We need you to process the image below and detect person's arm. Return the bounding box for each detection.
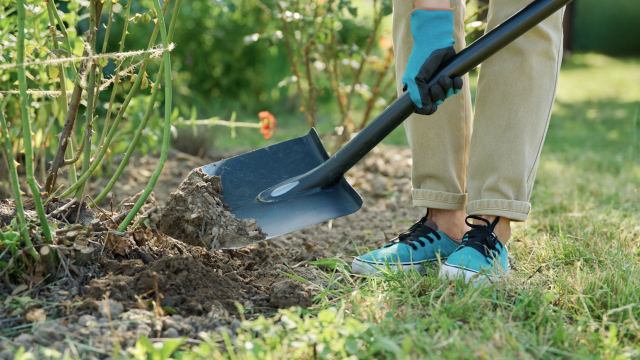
[402,0,462,115]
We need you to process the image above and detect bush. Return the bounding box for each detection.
[0,0,178,276]
[117,0,289,114]
[573,0,640,56]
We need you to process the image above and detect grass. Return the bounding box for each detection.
[21,53,640,358]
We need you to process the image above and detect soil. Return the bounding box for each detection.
[154,169,266,249]
[0,145,420,357]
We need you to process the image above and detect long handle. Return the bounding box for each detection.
[259,0,571,202]
[308,0,572,186]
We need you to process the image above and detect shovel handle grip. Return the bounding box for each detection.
[305,0,572,187]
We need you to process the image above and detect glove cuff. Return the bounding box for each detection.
[410,10,455,50]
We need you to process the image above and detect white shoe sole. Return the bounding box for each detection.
[351,258,430,275]
[439,263,503,285]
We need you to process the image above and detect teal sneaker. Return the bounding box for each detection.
[351,217,459,275]
[439,216,509,284]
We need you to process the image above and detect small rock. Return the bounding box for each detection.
[13,333,34,347]
[99,299,124,318]
[163,328,179,338]
[136,324,152,337]
[11,284,28,296]
[33,323,66,344]
[1,347,16,360]
[121,309,155,326]
[78,314,97,327]
[162,317,178,330]
[25,308,46,323]
[230,319,242,332]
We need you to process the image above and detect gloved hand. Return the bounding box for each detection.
[402,9,463,115]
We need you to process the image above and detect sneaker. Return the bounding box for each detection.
[439,216,510,284]
[351,216,459,275]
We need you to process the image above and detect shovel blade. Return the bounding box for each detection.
[201,129,362,240]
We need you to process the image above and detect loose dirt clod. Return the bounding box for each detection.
[154,168,266,249]
[269,279,312,308]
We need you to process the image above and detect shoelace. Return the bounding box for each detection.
[459,215,501,259]
[384,217,441,251]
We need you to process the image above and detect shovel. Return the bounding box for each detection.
[202,0,572,240]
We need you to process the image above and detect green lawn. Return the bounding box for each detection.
[157,54,640,359]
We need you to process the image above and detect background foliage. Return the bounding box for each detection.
[572,0,640,56]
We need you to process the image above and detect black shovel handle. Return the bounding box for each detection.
[303,0,572,188]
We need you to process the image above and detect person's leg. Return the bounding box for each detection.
[393,0,472,240]
[466,0,565,241]
[441,0,564,283]
[351,0,472,275]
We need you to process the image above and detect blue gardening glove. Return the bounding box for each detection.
[402,9,463,115]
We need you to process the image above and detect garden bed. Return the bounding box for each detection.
[0,145,418,356]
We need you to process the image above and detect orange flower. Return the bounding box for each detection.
[378,35,392,51]
[258,111,277,140]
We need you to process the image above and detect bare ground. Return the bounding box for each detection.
[0,146,420,357]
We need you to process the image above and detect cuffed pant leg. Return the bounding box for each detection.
[466,0,564,221]
[392,0,473,210]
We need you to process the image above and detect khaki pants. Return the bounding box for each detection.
[392,0,564,221]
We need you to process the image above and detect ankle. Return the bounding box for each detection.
[426,208,468,242]
[473,215,511,245]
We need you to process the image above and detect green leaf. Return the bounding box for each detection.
[309,257,347,270]
[318,308,337,324]
[158,338,186,359]
[372,336,402,357]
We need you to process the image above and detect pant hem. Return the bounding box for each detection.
[412,189,466,210]
[466,199,530,221]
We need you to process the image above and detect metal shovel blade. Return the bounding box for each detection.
[200,128,362,239]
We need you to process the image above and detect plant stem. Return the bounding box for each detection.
[337,2,385,145]
[118,0,174,231]
[302,41,317,127]
[44,3,104,193]
[344,5,384,116]
[101,1,114,54]
[66,139,77,183]
[54,26,161,200]
[16,0,53,244]
[93,67,162,204]
[276,2,313,127]
[45,2,76,183]
[96,0,132,150]
[45,0,78,80]
[95,0,182,205]
[44,73,84,193]
[358,48,394,130]
[176,118,261,128]
[76,0,99,199]
[0,101,39,260]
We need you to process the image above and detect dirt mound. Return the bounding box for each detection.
[154,169,266,249]
[83,231,312,316]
